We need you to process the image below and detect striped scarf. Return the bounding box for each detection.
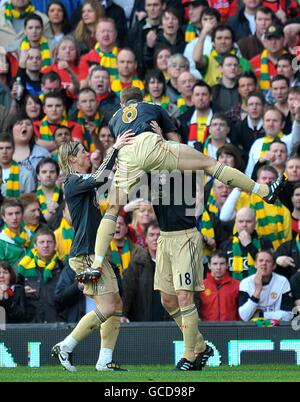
[187,109,213,147]
[77,110,101,153]
[144,94,170,110]
[60,218,74,261]
[2,224,31,248]
[6,160,20,198]
[250,195,286,249]
[203,136,212,156]
[296,234,300,254]
[259,49,285,91]
[20,36,51,68]
[111,78,144,98]
[25,224,39,235]
[210,48,236,64]
[18,248,59,284]
[4,1,35,20]
[95,44,119,81]
[185,23,197,43]
[259,132,283,159]
[36,185,61,215]
[39,116,68,142]
[177,96,188,114]
[232,235,261,281]
[110,237,131,277]
[200,209,215,257]
[207,188,219,215]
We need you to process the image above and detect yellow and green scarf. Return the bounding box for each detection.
[185,23,197,43]
[61,218,74,261]
[110,237,131,277]
[18,248,59,284]
[111,78,144,98]
[144,94,170,110]
[259,49,285,91]
[4,1,35,20]
[36,185,61,215]
[6,160,20,198]
[177,96,188,115]
[232,235,261,281]
[207,188,219,215]
[200,208,218,257]
[25,224,39,235]
[259,132,283,159]
[210,48,236,64]
[2,223,31,248]
[39,116,68,142]
[250,195,286,250]
[20,36,51,68]
[95,44,119,81]
[77,110,101,153]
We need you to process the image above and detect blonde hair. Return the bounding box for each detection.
[58,141,80,175]
[74,0,105,43]
[131,201,155,230]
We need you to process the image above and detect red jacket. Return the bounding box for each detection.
[199,272,240,321]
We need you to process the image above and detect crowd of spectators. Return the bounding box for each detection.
[1,0,300,324]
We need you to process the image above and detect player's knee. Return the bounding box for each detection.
[161,293,178,312]
[96,303,115,318]
[114,294,123,312]
[177,291,193,307]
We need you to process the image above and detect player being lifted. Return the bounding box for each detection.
[91,87,285,275]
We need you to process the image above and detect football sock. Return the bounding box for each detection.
[92,214,118,268]
[180,304,199,362]
[69,308,107,343]
[96,312,122,367]
[206,162,269,198]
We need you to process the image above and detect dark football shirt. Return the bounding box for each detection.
[109,101,175,138]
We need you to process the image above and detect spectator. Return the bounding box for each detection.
[10,112,50,182]
[267,76,290,131]
[291,183,300,238]
[36,157,63,224]
[23,94,44,121]
[54,201,74,263]
[221,207,273,280]
[239,249,294,321]
[175,71,196,116]
[122,220,168,321]
[237,6,274,60]
[143,69,173,115]
[193,24,252,86]
[33,91,83,152]
[74,0,105,56]
[98,125,114,156]
[230,91,265,157]
[0,131,36,196]
[0,198,32,269]
[267,140,288,175]
[275,228,300,280]
[20,192,44,235]
[0,0,51,52]
[208,0,238,22]
[184,0,208,43]
[19,13,51,68]
[279,156,300,213]
[287,88,300,133]
[211,54,240,113]
[17,226,63,323]
[0,260,27,323]
[16,49,43,103]
[226,71,258,126]
[46,1,71,51]
[153,46,172,81]
[277,53,300,88]
[227,0,262,42]
[130,200,156,248]
[87,65,119,123]
[181,80,213,146]
[52,124,71,161]
[184,7,221,81]
[250,24,285,94]
[198,251,240,321]
[125,0,164,79]
[111,48,144,98]
[78,18,119,84]
[165,53,190,103]
[290,272,300,313]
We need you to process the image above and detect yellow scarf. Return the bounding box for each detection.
[54,218,74,262]
[2,224,31,248]
[111,78,144,98]
[39,116,68,142]
[6,160,20,197]
[110,238,131,277]
[94,44,119,81]
[20,36,51,68]
[4,1,35,20]
[36,185,61,215]
[18,248,59,284]
[259,132,283,159]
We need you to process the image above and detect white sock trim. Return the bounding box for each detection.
[61,335,78,353]
[97,348,113,367]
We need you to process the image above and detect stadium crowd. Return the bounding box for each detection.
[1,0,300,325]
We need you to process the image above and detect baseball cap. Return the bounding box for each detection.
[184,0,209,7]
[264,24,284,39]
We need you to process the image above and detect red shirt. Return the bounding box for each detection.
[42,64,80,100]
[250,53,278,82]
[78,50,100,81]
[199,272,240,321]
[34,120,83,142]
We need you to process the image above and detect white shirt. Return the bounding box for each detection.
[244,12,256,35]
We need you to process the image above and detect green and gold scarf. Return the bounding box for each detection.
[144,94,170,110]
[36,185,60,215]
[111,78,144,98]
[18,248,59,284]
[77,110,101,153]
[6,160,20,198]
[4,1,35,20]
[39,116,68,142]
[95,44,119,81]
[20,36,51,68]
[232,235,261,281]
[2,223,31,248]
[110,237,131,277]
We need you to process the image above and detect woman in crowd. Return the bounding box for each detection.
[47,1,71,51]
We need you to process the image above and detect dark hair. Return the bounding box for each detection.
[212,24,235,44]
[22,94,44,120]
[162,7,182,24]
[192,79,212,95]
[246,90,265,105]
[144,69,166,95]
[34,227,56,243]
[209,250,228,263]
[292,182,300,194]
[120,87,143,104]
[20,193,40,210]
[78,87,97,98]
[257,165,278,179]
[255,6,275,19]
[201,7,221,22]
[1,198,23,216]
[47,1,71,35]
[264,105,285,123]
[36,157,60,176]
[269,140,287,152]
[271,74,290,87]
[255,249,276,263]
[89,65,110,78]
[278,53,294,65]
[0,132,14,146]
[238,71,258,85]
[216,144,245,171]
[211,112,230,126]
[220,53,239,66]
[44,90,65,105]
[42,71,62,85]
[144,220,160,235]
[24,13,43,28]
[7,112,32,132]
[0,261,16,286]
[153,46,172,69]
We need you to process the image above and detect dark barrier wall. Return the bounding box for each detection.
[0,322,300,367]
